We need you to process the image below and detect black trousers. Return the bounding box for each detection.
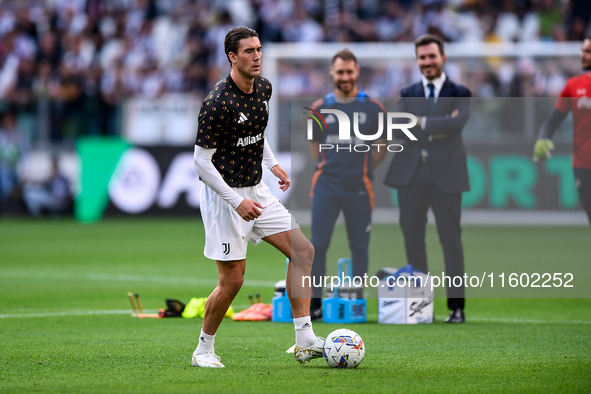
[310,176,372,298]
[574,167,591,226]
[398,160,465,310]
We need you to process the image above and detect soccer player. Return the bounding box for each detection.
[308,49,387,318]
[192,26,322,368]
[533,38,591,225]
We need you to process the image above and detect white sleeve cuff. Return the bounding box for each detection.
[193,145,244,209]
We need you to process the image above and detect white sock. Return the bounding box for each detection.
[294,316,316,347]
[195,329,215,355]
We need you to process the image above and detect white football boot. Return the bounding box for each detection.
[294,336,325,364]
[191,351,225,368]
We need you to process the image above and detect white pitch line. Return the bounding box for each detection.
[0,309,137,319]
[434,315,591,324]
[1,310,589,324]
[0,270,276,287]
[0,305,254,319]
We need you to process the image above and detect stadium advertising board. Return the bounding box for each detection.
[75,138,580,223]
[75,139,200,221]
[75,138,294,221]
[123,94,201,146]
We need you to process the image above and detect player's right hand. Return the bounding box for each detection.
[533,139,555,162]
[236,199,264,222]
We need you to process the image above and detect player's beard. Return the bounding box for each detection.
[421,64,442,79]
[335,80,355,94]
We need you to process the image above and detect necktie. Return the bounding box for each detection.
[427,83,435,115]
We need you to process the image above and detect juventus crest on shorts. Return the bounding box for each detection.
[195,75,272,187]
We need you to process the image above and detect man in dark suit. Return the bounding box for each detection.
[384,34,471,323]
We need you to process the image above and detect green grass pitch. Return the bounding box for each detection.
[0,219,589,393]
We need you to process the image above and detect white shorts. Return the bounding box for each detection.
[200,181,299,261]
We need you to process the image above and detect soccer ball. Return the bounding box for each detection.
[323,329,365,368]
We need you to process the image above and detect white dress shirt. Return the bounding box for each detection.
[420,72,447,129]
[421,71,447,101]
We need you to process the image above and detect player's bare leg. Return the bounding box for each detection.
[263,229,313,316]
[202,259,245,334]
[264,229,324,364]
[192,259,245,368]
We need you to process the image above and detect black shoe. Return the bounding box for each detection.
[310,298,322,321]
[445,308,465,323]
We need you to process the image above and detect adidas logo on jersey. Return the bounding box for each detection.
[236,132,263,147]
[237,112,248,124]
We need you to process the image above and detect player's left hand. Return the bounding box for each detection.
[271,165,291,192]
[533,139,554,162]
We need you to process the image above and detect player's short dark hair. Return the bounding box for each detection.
[224,26,259,65]
[414,34,445,56]
[332,49,357,65]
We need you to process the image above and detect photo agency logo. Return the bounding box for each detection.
[303,107,418,153]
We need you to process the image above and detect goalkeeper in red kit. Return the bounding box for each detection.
[534,38,591,225]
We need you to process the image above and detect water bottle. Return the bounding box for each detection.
[274,280,286,298]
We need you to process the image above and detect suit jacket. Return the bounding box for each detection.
[384,78,471,193]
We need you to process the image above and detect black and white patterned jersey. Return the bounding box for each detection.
[195,74,272,188]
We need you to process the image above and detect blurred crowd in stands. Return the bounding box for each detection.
[0,0,588,133]
[0,0,589,215]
